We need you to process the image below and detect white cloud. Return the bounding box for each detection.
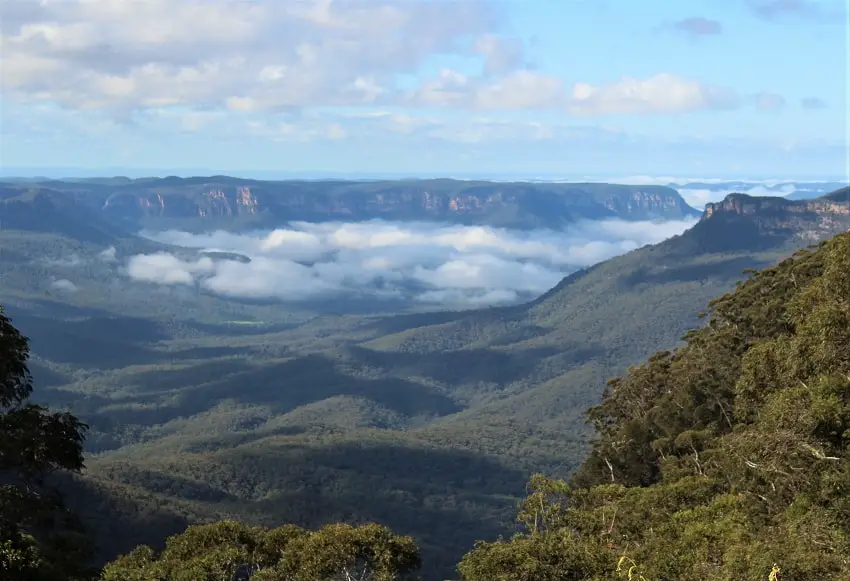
[0,0,784,124]
[409,70,749,115]
[99,246,118,262]
[126,253,215,285]
[568,74,740,115]
[676,183,798,207]
[126,218,697,307]
[0,0,500,113]
[475,35,526,76]
[51,278,78,292]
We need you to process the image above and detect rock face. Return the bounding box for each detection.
[1,177,702,230]
[702,192,850,241]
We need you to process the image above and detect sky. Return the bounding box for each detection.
[0,0,848,179]
[47,217,697,308]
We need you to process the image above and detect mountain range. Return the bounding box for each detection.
[0,179,847,579]
[673,179,848,202]
[1,177,700,232]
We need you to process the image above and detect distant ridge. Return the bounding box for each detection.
[0,176,700,231]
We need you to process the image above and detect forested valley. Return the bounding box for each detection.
[3,229,848,580]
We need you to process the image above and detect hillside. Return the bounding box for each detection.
[0,177,700,230]
[0,186,133,245]
[20,189,839,576]
[457,228,850,580]
[1,187,846,578]
[19,207,846,581]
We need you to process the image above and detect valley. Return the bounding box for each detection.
[1,177,848,578]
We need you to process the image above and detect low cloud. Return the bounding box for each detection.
[51,278,78,292]
[677,183,798,207]
[125,219,697,308]
[99,246,118,262]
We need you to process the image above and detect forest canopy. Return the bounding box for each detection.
[2,230,848,580]
[460,231,850,580]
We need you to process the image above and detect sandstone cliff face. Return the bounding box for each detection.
[702,193,850,241]
[4,178,703,230]
[603,191,690,216]
[103,187,260,219]
[99,182,696,224]
[197,188,259,217]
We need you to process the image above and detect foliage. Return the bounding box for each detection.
[1,187,846,579]
[0,306,94,580]
[459,232,850,580]
[102,520,420,581]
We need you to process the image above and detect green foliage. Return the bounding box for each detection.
[1,187,846,579]
[102,520,420,581]
[0,306,94,580]
[460,232,850,580]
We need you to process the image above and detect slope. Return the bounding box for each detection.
[458,228,850,581]
[0,186,132,244]
[51,189,848,578]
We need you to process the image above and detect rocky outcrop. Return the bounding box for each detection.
[703,193,850,219]
[702,193,850,241]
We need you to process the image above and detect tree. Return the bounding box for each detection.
[0,305,93,580]
[103,521,421,581]
[458,233,850,581]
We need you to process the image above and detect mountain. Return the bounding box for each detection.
[0,177,700,231]
[457,228,850,581]
[5,187,847,579]
[8,209,848,581]
[786,181,849,199]
[0,186,132,245]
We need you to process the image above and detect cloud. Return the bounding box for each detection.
[99,246,118,262]
[801,97,828,109]
[475,34,527,76]
[125,219,697,307]
[676,183,799,207]
[672,17,723,36]
[568,74,740,115]
[127,253,215,285]
[51,278,78,292]
[0,0,501,113]
[1,0,785,123]
[410,71,746,115]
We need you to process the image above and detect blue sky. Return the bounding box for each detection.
[0,0,847,179]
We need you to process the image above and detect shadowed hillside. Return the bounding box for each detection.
[1,187,847,579]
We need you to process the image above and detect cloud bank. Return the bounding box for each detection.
[0,0,784,120]
[677,183,799,208]
[126,219,697,308]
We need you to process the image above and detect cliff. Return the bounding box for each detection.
[0,177,700,231]
[701,192,850,242]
